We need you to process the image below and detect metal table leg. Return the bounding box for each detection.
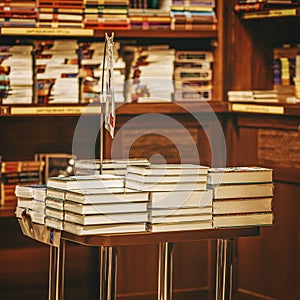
[215,239,233,300]
[99,246,117,300]
[158,242,174,300]
[48,239,66,300]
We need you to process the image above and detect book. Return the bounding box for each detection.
[45,216,64,230]
[126,172,208,184]
[64,200,148,215]
[147,220,213,232]
[45,207,64,220]
[47,187,67,200]
[209,183,274,199]
[15,184,46,198]
[65,188,149,204]
[64,211,148,225]
[47,174,125,190]
[213,197,273,215]
[149,189,213,208]
[45,197,64,210]
[126,164,209,176]
[150,206,212,217]
[213,212,274,228]
[63,221,147,235]
[208,167,273,184]
[150,213,212,224]
[126,179,207,192]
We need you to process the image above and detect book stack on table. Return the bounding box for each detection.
[15,184,47,225]
[45,174,149,235]
[125,164,213,232]
[208,167,274,228]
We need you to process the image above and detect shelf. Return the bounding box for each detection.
[0,104,102,116]
[0,206,16,218]
[0,102,228,117]
[0,27,217,39]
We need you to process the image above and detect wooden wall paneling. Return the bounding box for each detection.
[235,182,300,300]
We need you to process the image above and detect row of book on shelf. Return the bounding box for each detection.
[234,0,300,19]
[227,44,300,103]
[0,0,216,30]
[0,40,214,104]
[15,159,274,235]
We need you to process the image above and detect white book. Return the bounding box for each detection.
[213,213,274,228]
[150,206,212,217]
[126,172,208,184]
[47,188,66,200]
[64,201,148,215]
[126,179,207,192]
[126,164,209,176]
[65,188,149,204]
[45,207,64,220]
[208,167,273,185]
[63,221,147,235]
[17,197,33,209]
[45,217,64,230]
[47,174,125,190]
[150,189,213,208]
[213,197,273,215]
[64,211,148,225]
[31,199,46,213]
[148,220,213,232]
[15,184,46,199]
[209,183,274,199]
[151,213,212,224]
[45,197,64,210]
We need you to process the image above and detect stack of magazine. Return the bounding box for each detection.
[125,164,213,232]
[208,166,274,228]
[15,184,47,225]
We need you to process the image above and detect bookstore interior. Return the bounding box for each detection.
[1,0,300,299]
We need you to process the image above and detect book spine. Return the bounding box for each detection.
[234,3,264,12]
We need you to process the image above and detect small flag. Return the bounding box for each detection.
[104,33,116,139]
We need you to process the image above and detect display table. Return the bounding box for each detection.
[18,218,260,300]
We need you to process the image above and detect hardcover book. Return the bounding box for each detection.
[63,221,147,235]
[208,166,273,184]
[47,174,125,190]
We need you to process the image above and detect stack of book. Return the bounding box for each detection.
[84,0,130,29]
[37,0,84,28]
[174,50,213,101]
[1,160,44,207]
[273,45,298,102]
[126,44,175,102]
[35,39,79,104]
[170,0,217,31]
[78,40,125,103]
[0,46,11,103]
[45,174,149,235]
[0,0,37,27]
[208,166,274,228]
[15,184,47,225]
[74,158,150,176]
[125,163,213,232]
[1,45,33,104]
[227,90,279,103]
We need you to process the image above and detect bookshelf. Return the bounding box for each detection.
[224,1,300,299]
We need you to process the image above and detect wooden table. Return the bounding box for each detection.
[18,219,260,300]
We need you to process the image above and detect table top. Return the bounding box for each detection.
[17,219,260,247]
